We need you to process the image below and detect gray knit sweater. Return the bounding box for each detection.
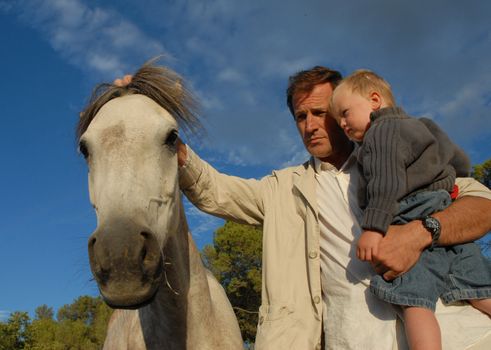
[358,107,470,233]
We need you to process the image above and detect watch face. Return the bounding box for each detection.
[424,216,441,234]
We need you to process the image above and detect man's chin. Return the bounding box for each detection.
[306,144,332,159]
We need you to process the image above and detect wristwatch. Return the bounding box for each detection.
[422,216,441,251]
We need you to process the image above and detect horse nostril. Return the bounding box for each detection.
[140,231,161,275]
[88,234,111,285]
[140,245,148,263]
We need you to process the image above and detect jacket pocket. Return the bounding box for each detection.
[255,304,305,349]
[258,304,294,322]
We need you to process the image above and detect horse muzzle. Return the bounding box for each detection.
[88,219,163,308]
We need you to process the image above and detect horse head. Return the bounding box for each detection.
[77,62,201,309]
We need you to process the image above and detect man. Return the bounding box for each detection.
[118,67,491,349]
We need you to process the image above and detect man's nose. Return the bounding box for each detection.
[305,113,318,132]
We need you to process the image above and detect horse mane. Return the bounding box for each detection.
[77,58,202,142]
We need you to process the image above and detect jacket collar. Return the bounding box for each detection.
[292,158,318,213]
[292,147,358,213]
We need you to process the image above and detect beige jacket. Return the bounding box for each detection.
[179,147,491,350]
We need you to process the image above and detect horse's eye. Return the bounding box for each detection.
[78,140,89,159]
[165,130,178,147]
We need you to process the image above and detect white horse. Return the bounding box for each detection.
[77,62,243,349]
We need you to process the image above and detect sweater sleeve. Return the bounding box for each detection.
[360,120,409,233]
[419,118,471,177]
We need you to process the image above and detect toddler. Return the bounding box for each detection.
[330,69,491,350]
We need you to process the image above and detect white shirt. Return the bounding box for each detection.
[315,154,403,349]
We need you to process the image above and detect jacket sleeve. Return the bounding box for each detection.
[455,177,491,200]
[178,146,266,226]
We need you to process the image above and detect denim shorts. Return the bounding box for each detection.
[370,189,491,310]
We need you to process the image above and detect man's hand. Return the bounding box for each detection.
[357,230,383,262]
[372,220,431,281]
[177,137,187,167]
[113,75,133,87]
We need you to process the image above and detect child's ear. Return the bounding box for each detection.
[369,91,383,110]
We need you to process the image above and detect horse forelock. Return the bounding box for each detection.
[77,59,203,143]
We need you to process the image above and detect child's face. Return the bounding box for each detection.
[331,84,374,142]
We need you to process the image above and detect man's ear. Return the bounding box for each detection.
[369,91,383,110]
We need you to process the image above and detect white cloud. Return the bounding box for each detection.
[184,201,224,238]
[217,68,244,84]
[10,0,491,165]
[193,88,224,111]
[173,0,491,165]
[0,310,10,321]
[14,0,165,76]
[0,1,14,12]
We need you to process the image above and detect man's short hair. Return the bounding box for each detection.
[340,69,396,107]
[286,66,343,117]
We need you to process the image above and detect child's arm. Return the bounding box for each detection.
[359,119,411,233]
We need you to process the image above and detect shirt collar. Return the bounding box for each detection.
[314,143,358,174]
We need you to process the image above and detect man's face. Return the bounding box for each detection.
[292,83,350,165]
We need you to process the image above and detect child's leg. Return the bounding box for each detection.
[469,299,491,316]
[403,306,441,350]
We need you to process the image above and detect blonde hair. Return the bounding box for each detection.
[339,69,396,107]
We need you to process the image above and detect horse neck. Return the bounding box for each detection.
[161,200,212,302]
[138,201,216,346]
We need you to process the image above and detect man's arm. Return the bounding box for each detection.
[434,195,491,244]
[177,137,188,166]
[177,139,266,226]
[374,179,491,280]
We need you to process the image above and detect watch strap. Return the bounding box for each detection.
[422,216,441,251]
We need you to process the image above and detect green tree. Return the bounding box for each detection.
[0,311,31,350]
[472,158,491,255]
[56,296,99,324]
[472,158,491,189]
[23,296,112,350]
[91,300,113,346]
[25,318,62,350]
[202,221,262,344]
[34,305,53,321]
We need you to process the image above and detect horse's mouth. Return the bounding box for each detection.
[101,284,160,310]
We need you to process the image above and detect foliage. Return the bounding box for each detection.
[0,296,113,350]
[57,296,100,324]
[202,221,262,344]
[472,158,491,189]
[472,158,491,255]
[0,312,30,350]
[34,305,53,321]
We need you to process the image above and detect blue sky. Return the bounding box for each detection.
[1,0,490,320]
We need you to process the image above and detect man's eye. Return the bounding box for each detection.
[295,113,306,121]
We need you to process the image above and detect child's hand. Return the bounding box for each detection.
[357,230,384,262]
